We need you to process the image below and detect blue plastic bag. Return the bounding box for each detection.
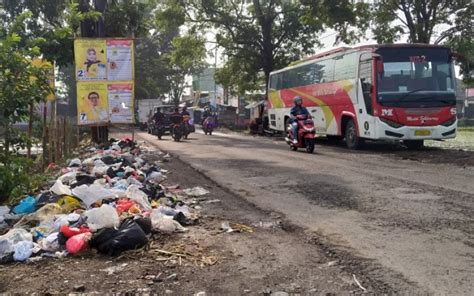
[13,196,37,215]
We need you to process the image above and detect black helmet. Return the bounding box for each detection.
[293,96,303,105]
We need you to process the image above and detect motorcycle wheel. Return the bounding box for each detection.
[290,144,297,151]
[209,130,213,135]
[305,138,315,154]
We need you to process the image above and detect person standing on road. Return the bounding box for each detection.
[152,108,165,125]
[290,96,309,144]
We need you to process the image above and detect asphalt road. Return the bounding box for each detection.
[137,130,474,295]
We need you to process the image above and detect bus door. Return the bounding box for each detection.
[358,52,377,139]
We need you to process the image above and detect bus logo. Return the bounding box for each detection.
[382,109,393,116]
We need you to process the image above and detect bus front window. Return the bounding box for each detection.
[376,47,456,107]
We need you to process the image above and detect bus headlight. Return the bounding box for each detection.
[379,117,404,128]
[441,117,456,127]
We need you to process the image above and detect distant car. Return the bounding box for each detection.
[147,105,175,135]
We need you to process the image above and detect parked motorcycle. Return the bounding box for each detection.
[285,114,316,153]
[203,116,215,135]
[171,123,184,142]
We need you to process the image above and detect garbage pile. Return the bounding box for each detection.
[0,137,209,263]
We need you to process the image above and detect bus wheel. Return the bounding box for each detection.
[344,119,362,150]
[404,140,424,150]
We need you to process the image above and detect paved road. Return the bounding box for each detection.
[138,130,474,295]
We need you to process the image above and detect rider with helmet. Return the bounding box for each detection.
[289,96,309,144]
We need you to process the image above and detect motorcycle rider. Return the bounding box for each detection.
[201,106,211,126]
[181,106,190,116]
[170,107,183,135]
[152,108,165,125]
[289,96,309,144]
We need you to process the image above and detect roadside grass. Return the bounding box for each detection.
[426,127,474,151]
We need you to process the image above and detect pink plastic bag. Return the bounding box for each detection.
[66,232,91,254]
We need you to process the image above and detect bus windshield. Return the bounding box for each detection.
[376,47,456,107]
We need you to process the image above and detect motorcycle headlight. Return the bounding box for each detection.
[380,117,403,128]
[304,127,315,132]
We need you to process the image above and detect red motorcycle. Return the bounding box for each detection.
[286,114,316,153]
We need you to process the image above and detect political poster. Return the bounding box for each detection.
[77,82,109,125]
[74,39,107,81]
[106,39,134,81]
[108,83,134,124]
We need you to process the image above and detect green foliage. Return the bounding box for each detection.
[167,35,207,105]
[186,0,364,94]
[0,16,53,201]
[371,0,473,85]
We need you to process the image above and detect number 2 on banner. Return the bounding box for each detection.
[78,70,84,78]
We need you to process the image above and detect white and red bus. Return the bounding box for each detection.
[267,44,458,149]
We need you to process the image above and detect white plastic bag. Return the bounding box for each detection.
[39,232,60,252]
[68,158,82,167]
[126,185,151,210]
[13,241,34,261]
[50,179,72,196]
[84,204,120,231]
[72,184,116,208]
[150,211,187,233]
[58,171,77,185]
[147,171,166,184]
[184,187,209,196]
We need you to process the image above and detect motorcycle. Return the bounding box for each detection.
[171,123,184,142]
[154,121,165,140]
[203,116,215,135]
[183,115,191,139]
[285,114,316,153]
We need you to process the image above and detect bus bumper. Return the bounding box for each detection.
[375,118,457,140]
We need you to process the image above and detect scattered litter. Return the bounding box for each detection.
[352,274,367,292]
[184,187,210,197]
[0,137,213,266]
[252,221,281,229]
[327,260,338,267]
[220,221,254,233]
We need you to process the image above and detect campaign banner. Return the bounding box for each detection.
[74,39,107,81]
[107,39,134,81]
[108,83,134,124]
[77,82,109,125]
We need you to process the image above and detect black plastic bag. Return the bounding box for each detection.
[134,217,152,235]
[71,175,96,188]
[89,219,148,256]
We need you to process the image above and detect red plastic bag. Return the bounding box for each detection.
[60,225,91,238]
[116,199,135,214]
[66,232,91,254]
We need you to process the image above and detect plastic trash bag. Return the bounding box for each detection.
[146,171,166,184]
[13,196,37,215]
[60,225,91,238]
[72,184,116,208]
[72,174,97,188]
[0,206,11,217]
[66,232,91,254]
[58,171,77,185]
[126,185,152,210]
[0,239,14,263]
[0,228,33,263]
[50,179,72,196]
[56,195,81,213]
[183,187,209,197]
[30,203,62,221]
[84,204,120,231]
[116,199,136,214]
[39,232,60,252]
[150,211,187,233]
[68,158,82,167]
[13,241,34,261]
[92,164,109,177]
[89,219,148,256]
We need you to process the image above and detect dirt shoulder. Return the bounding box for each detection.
[0,140,416,295]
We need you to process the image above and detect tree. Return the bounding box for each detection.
[185,0,366,94]
[0,14,53,200]
[166,35,207,106]
[371,1,473,85]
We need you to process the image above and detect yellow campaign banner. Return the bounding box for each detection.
[32,59,55,101]
[74,39,107,81]
[77,82,109,125]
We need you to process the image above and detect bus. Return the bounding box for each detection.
[267,44,458,149]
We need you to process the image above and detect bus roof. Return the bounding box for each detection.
[271,43,451,75]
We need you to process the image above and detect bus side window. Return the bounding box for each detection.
[359,59,373,115]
